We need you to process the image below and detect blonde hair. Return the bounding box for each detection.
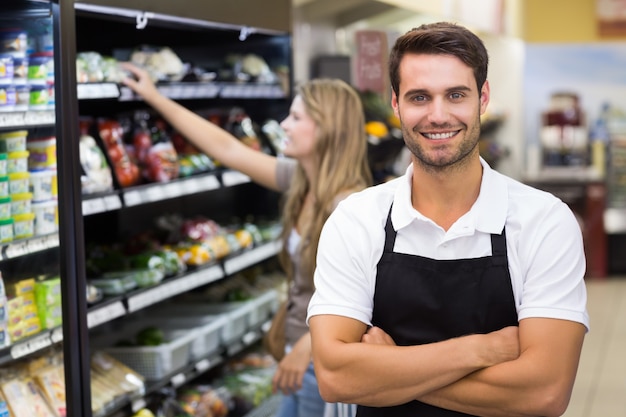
[279,78,372,284]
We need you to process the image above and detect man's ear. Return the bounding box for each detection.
[391,91,400,118]
[480,80,490,114]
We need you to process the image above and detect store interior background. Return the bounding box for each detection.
[292,0,626,277]
[291,1,626,415]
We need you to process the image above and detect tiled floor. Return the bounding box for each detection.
[564,276,626,417]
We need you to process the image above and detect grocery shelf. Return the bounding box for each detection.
[0,110,55,128]
[0,233,59,260]
[81,169,252,215]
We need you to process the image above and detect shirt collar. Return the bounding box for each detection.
[391,157,508,234]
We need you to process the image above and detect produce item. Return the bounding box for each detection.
[177,385,229,417]
[130,46,185,82]
[76,52,127,83]
[78,119,113,194]
[136,326,164,346]
[97,118,140,188]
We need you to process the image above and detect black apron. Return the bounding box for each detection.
[356,207,518,417]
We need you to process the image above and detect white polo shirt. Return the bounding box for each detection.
[307,159,590,331]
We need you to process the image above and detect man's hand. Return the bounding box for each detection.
[361,326,397,346]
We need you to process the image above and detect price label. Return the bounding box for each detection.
[103,195,122,210]
[128,286,169,312]
[171,373,186,387]
[5,241,28,258]
[195,265,224,286]
[51,328,64,343]
[145,186,164,202]
[0,112,25,126]
[195,359,210,373]
[198,175,221,191]
[28,238,46,253]
[82,198,106,215]
[221,171,250,187]
[180,177,201,194]
[131,398,147,413]
[87,301,126,328]
[161,183,180,199]
[11,333,52,359]
[24,111,55,125]
[242,330,258,346]
[123,190,141,206]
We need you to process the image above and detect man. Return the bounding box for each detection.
[308,22,588,417]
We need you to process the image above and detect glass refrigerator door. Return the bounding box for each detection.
[0,1,91,416]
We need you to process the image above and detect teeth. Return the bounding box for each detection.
[424,132,456,140]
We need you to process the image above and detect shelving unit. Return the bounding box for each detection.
[0,1,291,416]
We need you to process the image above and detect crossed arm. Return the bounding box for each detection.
[309,315,585,417]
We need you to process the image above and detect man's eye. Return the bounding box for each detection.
[411,95,427,102]
[450,92,463,100]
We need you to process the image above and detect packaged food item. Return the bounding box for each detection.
[0,54,13,83]
[7,150,29,173]
[14,84,29,110]
[12,212,34,239]
[0,28,27,57]
[8,171,29,194]
[32,199,57,235]
[97,119,140,188]
[0,84,16,112]
[28,52,52,85]
[29,169,57,201]
[29,85,48,109]
[0,130,27,153]
[0,175,7,197]
[0,197,10,219]
[27,136,56,170]
[12,56,27,85]
[0,218,12,243]
[9,192,31,215]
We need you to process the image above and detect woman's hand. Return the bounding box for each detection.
[272,333,312,395]
[119,62,160,103]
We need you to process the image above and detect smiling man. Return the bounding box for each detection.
[308,22,589,417]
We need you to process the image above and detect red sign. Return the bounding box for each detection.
[354,30,388,95]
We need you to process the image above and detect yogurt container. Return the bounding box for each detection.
[14,84,29,111]
[0,84,16,112]
[32,199,57,235]
[7,150,29,173]
[12,212,34,239]
[8,171,29,194]
[29,169,57,201]
[0,130,27,152]
[28,52,53,85]
[12,56,27,85]
[10,191,31,215]
[0,175,7,198]
[0,196,11,219]
[27,136,56,170]
[0,54,13,83]
[0,218,13,243]
[0,153,6,176]
[0,29,27,58]
[28,84,48,109]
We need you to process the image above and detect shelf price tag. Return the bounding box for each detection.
[171,373,186,388]
[50,328,64,343]
[82,197,106,215]
[5,241,29,259]
[24,110,55,125]
[198,175,221,192]
[103,195,122,210]
[0,112,25,127]
[131,398,147,413]
[87,301,126,328]
[195,359,211,373]
[221,171,250,187]
[123,190,142,207]
[11,333,52,359]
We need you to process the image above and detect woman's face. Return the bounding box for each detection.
[280,95,318,159]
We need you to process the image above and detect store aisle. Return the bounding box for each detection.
[564,276,626,417]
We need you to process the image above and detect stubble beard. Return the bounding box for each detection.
[401,115,482,175]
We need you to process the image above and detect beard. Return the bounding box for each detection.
[401,114,481,173]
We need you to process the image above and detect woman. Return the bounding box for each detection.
[122,63,372,417]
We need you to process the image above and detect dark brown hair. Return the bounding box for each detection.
[389,22,489,95]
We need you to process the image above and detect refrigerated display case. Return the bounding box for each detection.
[0,0,291,416]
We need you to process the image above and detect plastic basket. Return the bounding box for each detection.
[248,289,279,328]
[102,329,194,380]
[161,314,228,360]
